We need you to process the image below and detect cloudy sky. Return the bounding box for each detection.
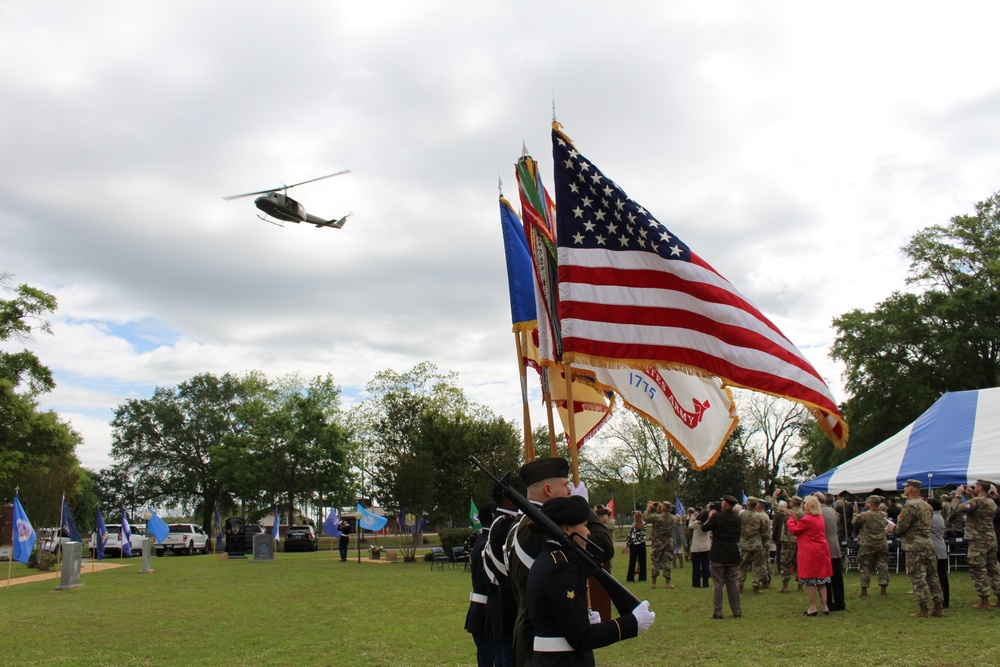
[3,2,999,471]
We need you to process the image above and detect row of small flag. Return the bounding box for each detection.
[9,492,173,564]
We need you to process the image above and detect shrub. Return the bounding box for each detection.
[28,550,58,572]
[438,528,474,559]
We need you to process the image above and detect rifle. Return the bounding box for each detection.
[469,456,641,616]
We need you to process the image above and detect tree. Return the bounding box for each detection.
[109,372,263,531]
[350,362,520,526]
[678,429,751,507]
[813,190,1000,474]
[0,275,86,523]
[734,391,810,495]
[244,374,355,527]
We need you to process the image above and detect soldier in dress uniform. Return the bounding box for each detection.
[958,480,1000,609]
[467,502,496,667]
[892,479,944,617]
[644,502,677,589]
[525,496,654,666]
[852,495,889,597]
[485,477,526,667]
[506,458,612,667]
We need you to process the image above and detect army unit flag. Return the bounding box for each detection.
[550,126,847,449]
[94,507,109,560]
[61,495,83,543]
[356,503,388,532]
[12,494,36,564]
[120,507,133,557]
[470,500,481,531]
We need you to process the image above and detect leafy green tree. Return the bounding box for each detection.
[678,429,750,507]
[0,275,85,523]
[109,372,262,531]
[243,374,355,527]
[803,191,1000,475]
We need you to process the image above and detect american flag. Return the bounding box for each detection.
[551,126,847,449]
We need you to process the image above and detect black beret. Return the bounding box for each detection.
[520,457,570,487]
[722,494,739,506]
[540,496,591,526]
[492,475,526,504]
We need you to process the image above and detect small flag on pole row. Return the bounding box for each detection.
[94,507,108,560]
[271,506,281,543]
[324,508,341,538]
[145,507,169,544]
[356,503,388,532]
[12,493,36,564]
[607,498,615,519]
[470,500,482,531]
[120,508,133,557]
[61,495,83,543]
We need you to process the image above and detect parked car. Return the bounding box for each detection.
[283,525,317,552]
[88,524,146,557]
[155,523,209,556]
[40,527,73,555]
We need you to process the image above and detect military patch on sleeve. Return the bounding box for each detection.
[566,590,576,600]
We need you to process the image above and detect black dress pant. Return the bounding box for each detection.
[627,543,646,582]
[825,557,846,611]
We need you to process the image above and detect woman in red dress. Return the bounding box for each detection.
[786,495,833,616]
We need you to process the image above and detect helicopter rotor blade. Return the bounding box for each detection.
[223,170,350,200]
[283,169,351,189]
[222,187,281,200]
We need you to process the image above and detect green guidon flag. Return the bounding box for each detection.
[470,500,481,531]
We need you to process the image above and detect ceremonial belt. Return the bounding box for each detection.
[469,592,488,604]
[534,636,573,652]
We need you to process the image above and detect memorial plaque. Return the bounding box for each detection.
[138,538,154,574]
[251,532,274,562]
[225,517,246,556]
[55,541,83,590]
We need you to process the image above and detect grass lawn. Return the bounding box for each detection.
[1,548,996,666]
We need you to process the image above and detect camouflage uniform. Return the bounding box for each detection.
[961,493,1000,600]
[737,501,769,590]
[646,507,676,586]
[945,496,965,534]
[754,506,772,587]
[851,502,889,589]
[894,492,944,611]
[779,501,803,588]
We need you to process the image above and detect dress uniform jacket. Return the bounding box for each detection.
[525,541,638,667]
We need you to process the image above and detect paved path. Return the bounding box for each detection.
[4,561,131,587]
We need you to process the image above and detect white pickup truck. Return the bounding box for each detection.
[155,523,210,556]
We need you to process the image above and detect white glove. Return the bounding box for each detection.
[569,480,589,502]
[588,610,601,624]
[632,600,655,634]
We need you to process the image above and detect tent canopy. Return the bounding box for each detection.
[799,388,1000,496]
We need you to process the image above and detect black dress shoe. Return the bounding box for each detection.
[711,615,724,619]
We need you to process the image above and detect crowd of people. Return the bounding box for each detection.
[464,461,1000,666]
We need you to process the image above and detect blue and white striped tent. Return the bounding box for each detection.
[799,388,1000,495]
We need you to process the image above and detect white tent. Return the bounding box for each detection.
[799,388,1000,495]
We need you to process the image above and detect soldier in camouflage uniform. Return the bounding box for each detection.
[852,495,889,597]
[958,480,1000,609]
[892,479,944,617]
[778,495,803,593]
[645,502,677,589]
[945,491,965,535]
[754,500,772,589]
[737,498,768,593]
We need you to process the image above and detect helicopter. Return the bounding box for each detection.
[224,170,351,228]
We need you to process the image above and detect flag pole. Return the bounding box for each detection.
[563,363,580,485]
[514,330,536,462]
[542,368,559,458]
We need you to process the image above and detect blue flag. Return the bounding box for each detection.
[356,503,388,532]
[214,505,223,551]
[145,507,169,544]
[324,508,341,538]
[12,494,36,564]
[499,196,537,326]
[675,498,686,518]
[94,507,109,560]
[271,506,281,542]
[120,508,133,557]
[61,496,83,543]
[741,493,748,506]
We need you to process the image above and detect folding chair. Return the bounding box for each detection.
[429,546,450,571]
[452,546,470,571]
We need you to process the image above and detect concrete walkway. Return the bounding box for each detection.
[4,561,131,587]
